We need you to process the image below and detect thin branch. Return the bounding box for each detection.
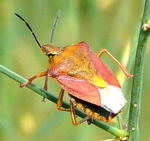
[0,64,128,138]
[128,0,150,140]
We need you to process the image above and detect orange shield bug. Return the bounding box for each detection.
[15,12,133,125]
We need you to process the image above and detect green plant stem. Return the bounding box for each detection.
[0,64,128,138]
[128,0,150,140]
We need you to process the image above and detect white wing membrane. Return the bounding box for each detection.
[99,85,127,114]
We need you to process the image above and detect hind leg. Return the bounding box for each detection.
[70,99,92,125]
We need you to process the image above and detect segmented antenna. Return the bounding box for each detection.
[50,10,61,44]
[15,13,42,48]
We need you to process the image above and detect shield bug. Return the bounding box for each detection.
[15,12,133,125]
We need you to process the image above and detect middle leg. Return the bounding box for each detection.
[57,89,70,112]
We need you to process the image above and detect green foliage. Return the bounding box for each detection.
[128,0,150,141]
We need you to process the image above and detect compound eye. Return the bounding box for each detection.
[47,52,55,57]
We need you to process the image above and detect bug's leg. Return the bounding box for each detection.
[57,89,70,112]
[42,73,49,102]
[43,75,48,90]
[87,117,93,125]
[117,115,128,130]
[20,71,47,87]
[70,99,92,125]
[97,49,133,78]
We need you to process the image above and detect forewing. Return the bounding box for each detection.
[55,75,101,106]
[49,41,120,88]
[77,42,121,87]
[90,52,121,87]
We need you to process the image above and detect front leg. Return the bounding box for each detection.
[20,71,48,87]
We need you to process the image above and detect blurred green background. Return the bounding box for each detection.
[0,0,150,141]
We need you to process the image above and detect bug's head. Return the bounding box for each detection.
[15,12,61,58]
[41,44,62,58]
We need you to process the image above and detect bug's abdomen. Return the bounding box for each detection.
[70,95,117,122]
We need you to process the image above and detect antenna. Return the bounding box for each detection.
[50,10,61,44]
[15,13,42,48]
